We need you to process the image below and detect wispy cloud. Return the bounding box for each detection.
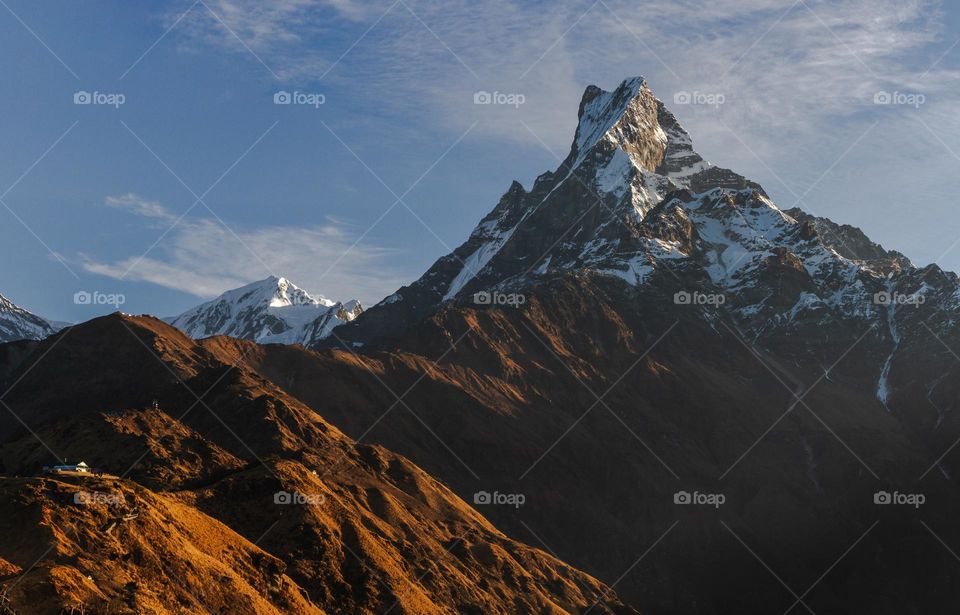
[169,0,960,267]
[105,193,175,220]
[83,194,401,305]
[173,0,346,80]
[171,0,957,147]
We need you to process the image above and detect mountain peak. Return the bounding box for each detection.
[0,292,58,342]
[567,76,669,172]
[167,277,362,345]
[576,76,646,118]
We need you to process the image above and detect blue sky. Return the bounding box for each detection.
[1,0,959,322]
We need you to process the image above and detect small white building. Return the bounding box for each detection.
[45,461,91,473]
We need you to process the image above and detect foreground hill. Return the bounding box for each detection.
[0,314,636,614]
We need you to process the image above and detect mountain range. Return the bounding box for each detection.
[0,276,361,350]
[2,76,960,613]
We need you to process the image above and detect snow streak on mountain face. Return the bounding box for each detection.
[166,276,362,346]
[0,293,58,342]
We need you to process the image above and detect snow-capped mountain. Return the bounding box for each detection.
[0,293,59,342]
[338,77,754,334]
[166,276,362,346]
[336,76,960,406]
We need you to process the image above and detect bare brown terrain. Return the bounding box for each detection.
[221,274,960,614]
[0,314,637,614]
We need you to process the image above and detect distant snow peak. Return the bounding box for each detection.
[0,293,58,342]
[167,276,361,346]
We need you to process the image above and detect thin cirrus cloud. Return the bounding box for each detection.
[174,0,342,81]
[82,194,401,305]
[173,0,956,147]
[173,0,960,268]
[105,193,175,221]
